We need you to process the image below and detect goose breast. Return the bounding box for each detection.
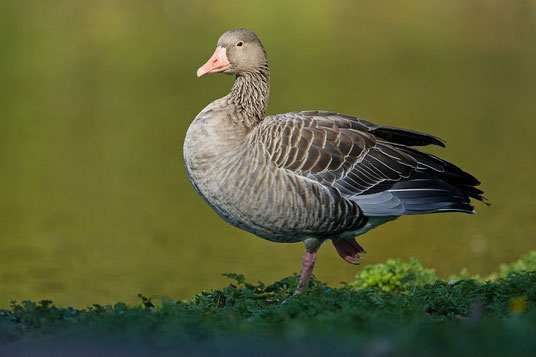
[184,106,366,243]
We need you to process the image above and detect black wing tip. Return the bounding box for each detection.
[432,136,446,148]
[474,193,491,206]
[370,126,446,148]
[422,134,446,148]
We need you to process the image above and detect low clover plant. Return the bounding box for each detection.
[349,257,438,292]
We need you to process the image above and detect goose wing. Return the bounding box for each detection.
[257,110,484,216]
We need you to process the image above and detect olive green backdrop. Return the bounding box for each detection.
[1,0,535,307]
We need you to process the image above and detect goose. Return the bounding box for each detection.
[184,28,485,292]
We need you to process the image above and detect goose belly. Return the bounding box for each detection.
[184,147,364,243]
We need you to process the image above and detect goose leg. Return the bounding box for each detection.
[293,238,322,295]
[332,238,366,265]
[294,251,317,294]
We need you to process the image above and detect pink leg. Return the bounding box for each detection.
[294,251,317,294]
[332,238,366,265]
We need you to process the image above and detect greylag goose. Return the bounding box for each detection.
[184,29,485,292]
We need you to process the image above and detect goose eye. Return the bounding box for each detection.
[236,41,244,47]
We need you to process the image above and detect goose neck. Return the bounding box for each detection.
[229,65,270,126]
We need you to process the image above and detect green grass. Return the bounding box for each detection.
[2,252,536,356]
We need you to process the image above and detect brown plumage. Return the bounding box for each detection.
[184,29,486,292]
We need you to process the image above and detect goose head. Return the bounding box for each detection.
[197,28,267,77]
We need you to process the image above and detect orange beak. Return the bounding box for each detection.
[197,47,231,77]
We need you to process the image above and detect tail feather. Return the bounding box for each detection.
[388,173,477,214]
[354,158,487,216]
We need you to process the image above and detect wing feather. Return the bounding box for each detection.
[254,111,485,216]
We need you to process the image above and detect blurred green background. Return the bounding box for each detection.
[0,0,535,308]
